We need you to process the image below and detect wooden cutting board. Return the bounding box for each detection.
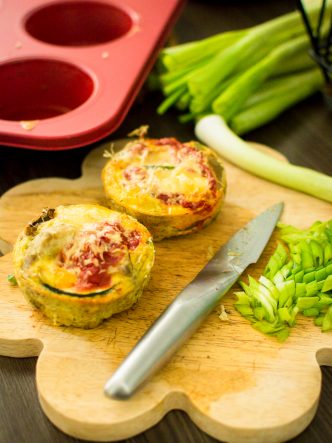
[0,140,331,443]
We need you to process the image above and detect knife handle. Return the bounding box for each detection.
[104,270,238,399]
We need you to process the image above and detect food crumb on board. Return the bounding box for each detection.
[218,304,229,321]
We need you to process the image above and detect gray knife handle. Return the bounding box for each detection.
[104,270,238,399]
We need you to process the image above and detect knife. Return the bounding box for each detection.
[104,202,284,399]
[0,238,12,257]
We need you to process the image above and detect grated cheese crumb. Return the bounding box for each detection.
[128,125,149,138]
[206,245,214,260]
[20,120,39,131]
[103,143,115,158]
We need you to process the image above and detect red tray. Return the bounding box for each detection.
[0,0,184,150]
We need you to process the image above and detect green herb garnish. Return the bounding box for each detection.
[144,165,175,170]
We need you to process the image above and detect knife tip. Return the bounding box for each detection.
[269,201,284,219]
[104,378,132,400]
[274,201,284,211]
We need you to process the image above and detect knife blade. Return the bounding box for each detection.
[104,202,284,399]
[0,238,12,257]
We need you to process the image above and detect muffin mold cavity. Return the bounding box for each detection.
[0,0,184,150]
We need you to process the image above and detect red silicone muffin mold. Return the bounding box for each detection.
[0,0,185,150]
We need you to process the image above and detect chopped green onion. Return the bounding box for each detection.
[322,275,332,292]
[296,296,320,311]
[7,274,17,286]
[303,308,320,317]
[322,306,332,332]
[233,219,332,340]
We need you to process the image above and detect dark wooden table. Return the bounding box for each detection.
[1,1,332,442]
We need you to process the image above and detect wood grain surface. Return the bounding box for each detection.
[0,139,331,442]
[0,2,332,443]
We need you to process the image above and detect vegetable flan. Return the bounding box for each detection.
[102,137,226,240]
[13,204,154,328]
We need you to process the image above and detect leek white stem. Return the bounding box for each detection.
[195,115,332,203]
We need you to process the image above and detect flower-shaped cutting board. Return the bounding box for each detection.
[0,140,331,443]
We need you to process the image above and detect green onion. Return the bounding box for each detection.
[229,68,324,135]
[233,220,332,341]
[322,306,332,332]
[264,243,289,279]
[156,4,330,126]
[195,115,332,203]
[212,35,310,120]
[271,50,316,76]
[160,30,247,71]
[157,87,186,114]
[323,275,332,292]
[7,274,17,286]
[187,11,308,100]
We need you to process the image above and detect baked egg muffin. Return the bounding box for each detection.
[102,137,226,240]
[13,204,154,328]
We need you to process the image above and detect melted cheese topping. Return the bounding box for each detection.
[104,139,219,216]
[23,205,148,295]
